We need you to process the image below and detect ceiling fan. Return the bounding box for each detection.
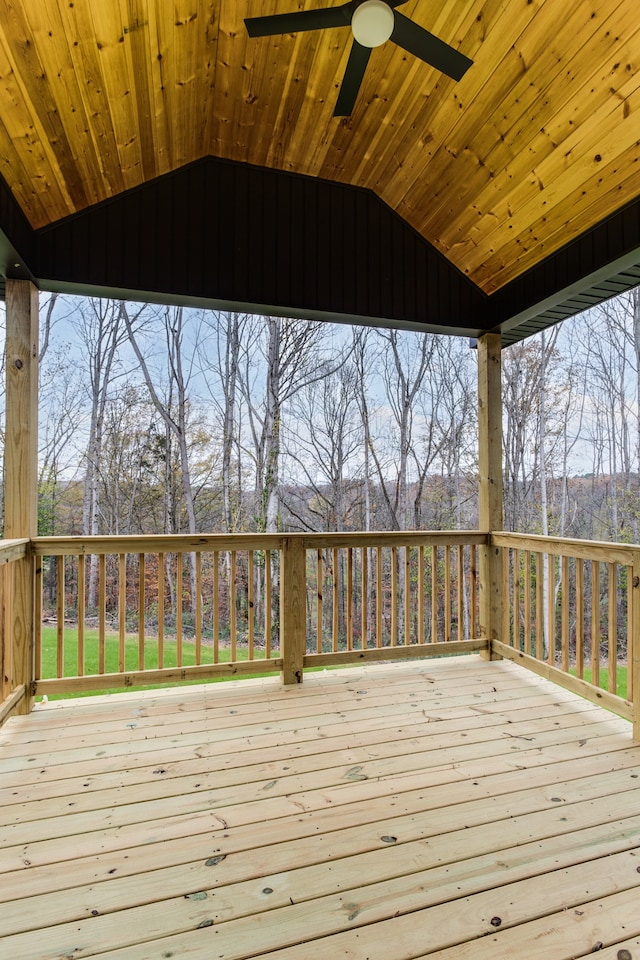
[245,0,473,116]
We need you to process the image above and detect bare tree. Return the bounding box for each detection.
[198,311,249,532]
[285,352,363,532]
[71,299,130,607]
[121,303,203,535]
[239,315,343,532]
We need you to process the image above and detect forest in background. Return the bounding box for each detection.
[0,287,639,545]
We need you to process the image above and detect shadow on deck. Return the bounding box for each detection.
[1,656,639,959]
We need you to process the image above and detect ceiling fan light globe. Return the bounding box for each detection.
[351,0,394,48]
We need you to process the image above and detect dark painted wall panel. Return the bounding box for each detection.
[2,157,639,342]
[30,157,486,331]
[492,196,640,326]
[0,174,34,265]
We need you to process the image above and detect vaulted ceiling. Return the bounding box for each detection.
[0,0,639,341]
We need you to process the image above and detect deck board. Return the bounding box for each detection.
[0,656,639,959]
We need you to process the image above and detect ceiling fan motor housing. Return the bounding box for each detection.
[351,0,395,47]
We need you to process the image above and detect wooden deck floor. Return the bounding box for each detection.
[1,656,640,960]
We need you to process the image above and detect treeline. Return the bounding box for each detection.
[0,288,639,543]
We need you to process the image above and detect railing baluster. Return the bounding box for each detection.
[547,554,555,666]
[1,565,8,701]
[404,546,411,646]
[592,561,601,689]
[418,546,425,644]
[431,545,438,642]
[575,557,584,679]
[196,552,202,665]
[316,549,323,654]
[391,545,398,646]
[265,549,272,659]
[535,552,544,660]
[457,546,464,642]
[523,551,531,655]
[361,547,368,650]
[632,551,640,737]
[158,552,165,669]
[347,547,353,651]
[332,547,339,652]
[34,555,43,680]
[514,549,521,651]
[444,545,451,643]
[470,543,477,638]
[608,562,617,695]
[99,554,106,675]
[138,554,145,671]
[561,555,570,673]
[502,548,510,647]
[56,556,64,679]
[376,546,383,647]
[213,550,220,663]
[248,550,254,661]
[230,549,237,662]
[627,563,633,702]
[176,553,183,668]
[118,554,126,673]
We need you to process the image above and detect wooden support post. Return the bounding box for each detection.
[280,536,306,684]
[4,279,39,713]
[477,333,504,659]
[632,551,640,742]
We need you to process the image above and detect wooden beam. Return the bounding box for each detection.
[34,658,284,696]
[492,639,632,723]
[280,536,306,685]
[0,682,26,726]
[632,551,640,742]
[304,639,488,668]
[477,333,504,658]
[4,279,38,714]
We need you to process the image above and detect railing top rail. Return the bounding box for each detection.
[492,531,637,566]
[0,538,30,563]
[33,530,490,556]
[33,533,285,556]
[299,531,489,549]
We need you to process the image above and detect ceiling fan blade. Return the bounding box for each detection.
[333,40,372,116]
[245,3,352,38]
[391,10,473,81]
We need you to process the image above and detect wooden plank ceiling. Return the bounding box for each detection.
[0,0,638,296]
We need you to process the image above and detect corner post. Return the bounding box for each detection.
[632,551,640,742]
[477,332,503,658]
[280,536,306,684]
[4,279,39,712]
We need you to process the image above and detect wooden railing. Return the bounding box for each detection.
[493,532,640,724]
[33,535,284,694]
[1,529,638,739]
[32,532,488,695]
[0,538,33,722]
[300,532,486,669]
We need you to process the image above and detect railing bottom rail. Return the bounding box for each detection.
[34,658,284,696]
[304,639,487,668]
[492,639,633,721]
[0,684,27,724]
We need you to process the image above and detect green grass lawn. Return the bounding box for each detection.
[39,626,633,704]
[39,625,280,699]
[569,664,629,700]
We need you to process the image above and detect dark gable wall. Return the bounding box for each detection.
[0,173,36,298]
[489,197,640,328]
[1,157,640,339]
[31,157,490,335]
